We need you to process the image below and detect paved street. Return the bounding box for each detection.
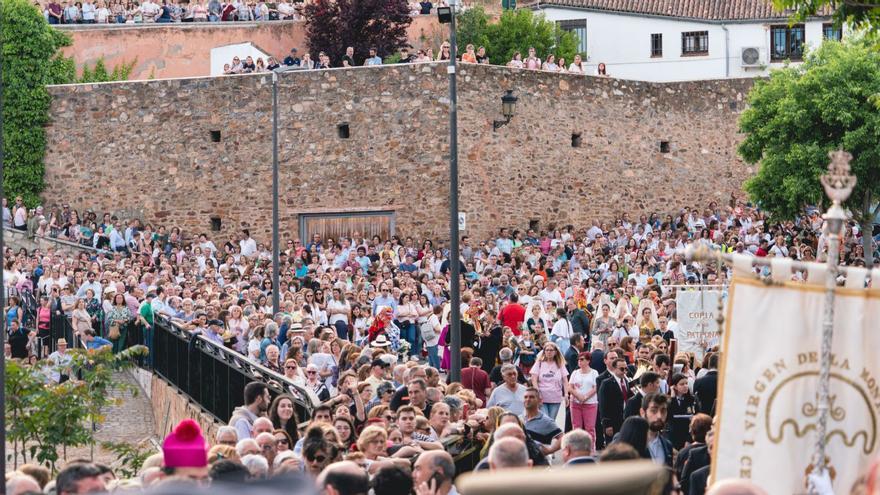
[5,371,157,472]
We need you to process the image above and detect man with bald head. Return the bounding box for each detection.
[488,437,532,470]
[318,461,369,495]
[6,474,41,495]
[413,450,456,495]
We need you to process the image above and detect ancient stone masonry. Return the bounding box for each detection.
[44,63,753,242]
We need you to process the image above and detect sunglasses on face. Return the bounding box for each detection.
[276,437,289,445]
[309,455,327,463]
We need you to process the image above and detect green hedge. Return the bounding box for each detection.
[1,0,74,205]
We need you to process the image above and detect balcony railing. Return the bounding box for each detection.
[150,317,316,424]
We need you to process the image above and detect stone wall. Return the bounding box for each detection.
[59,16,445,80]
[150,373,223,441]
[43,63,754,242]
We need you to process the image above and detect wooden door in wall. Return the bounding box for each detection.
[299,211,395,243]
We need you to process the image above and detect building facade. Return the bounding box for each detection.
[533,0,837,82]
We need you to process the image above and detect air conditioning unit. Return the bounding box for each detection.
[741,47,762,67]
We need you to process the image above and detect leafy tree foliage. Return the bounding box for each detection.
[5,345,147,472]
[738,36,880,265]
[456,7,580,65]
[773,0,880,35]
[1,0,73,205]
[303,0,412,66]
[78,58,137,83]
[2,0,135,206]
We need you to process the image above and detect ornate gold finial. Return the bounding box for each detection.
[820,149,857,204]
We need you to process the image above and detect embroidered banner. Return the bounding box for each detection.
[675,289,723,360]
[712,277,880,494]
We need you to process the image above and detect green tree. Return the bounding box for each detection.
[773,0,880,35]
[5,345,148,472]
[739,36,880,266]
[78,57,137,83]
[1,0,74,205]
[456,8,579,65]
[303,0,412,65]
[456,6,491,54]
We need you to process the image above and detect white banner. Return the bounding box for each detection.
[713,277,880,494]
[675,289,723,359]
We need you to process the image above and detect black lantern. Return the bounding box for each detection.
[437,6,452,24]
[493,90,518,131]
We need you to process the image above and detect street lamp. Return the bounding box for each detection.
[271,71,281,316]
[438,0,462,382]
[493,90,518,131]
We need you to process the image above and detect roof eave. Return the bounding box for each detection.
[530,4,834,24]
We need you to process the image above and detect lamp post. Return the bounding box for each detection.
[493,90,518,131]
[271,71,281,315]
[813,149,856,478]
[438,0,461,382]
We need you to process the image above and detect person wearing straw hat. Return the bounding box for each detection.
[47,338,72,383]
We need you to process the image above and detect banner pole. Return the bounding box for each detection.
[813,150,856,479]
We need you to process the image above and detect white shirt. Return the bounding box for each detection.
[569,368,599,404]
[551,318,572,340]
[239,237,257,258]
[327,298,350,325]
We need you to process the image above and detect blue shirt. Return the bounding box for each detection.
[496,237,513,254]
[371,295,397,316]
[365,56,382,66]
[87,337,113,350]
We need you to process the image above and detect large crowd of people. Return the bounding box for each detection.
[3,193,878,494]
[36,0,445,24]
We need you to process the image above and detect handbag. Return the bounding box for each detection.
[108,322,121,340]
[420,321,437,342]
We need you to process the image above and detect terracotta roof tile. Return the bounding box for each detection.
[536,0,833,20]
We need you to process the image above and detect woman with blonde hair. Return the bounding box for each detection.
[568,53,585,73]
[530,341,569,419]
[72,299,93,336]
[356,425,388,466]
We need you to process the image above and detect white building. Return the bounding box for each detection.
[532,0,837,82]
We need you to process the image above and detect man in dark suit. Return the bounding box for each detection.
[624,372,660,419]
[689,465,710,495]
[599,357,629,443]
[590,346,606,374]
[564,334,585,374]
[566,299,591,347]
[594,349,619,449]
[681,437,712,495]
[561,429,595,466]
[694,353,720,415]
[674,413,713,485]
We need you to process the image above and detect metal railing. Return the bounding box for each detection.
[150,317,316,424]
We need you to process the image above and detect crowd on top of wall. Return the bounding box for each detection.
[220,42,609,76]
[37,0,444,24]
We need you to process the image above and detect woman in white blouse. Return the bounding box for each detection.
[568,54,586,74]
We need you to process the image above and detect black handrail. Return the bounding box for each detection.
[150,317,316,425]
